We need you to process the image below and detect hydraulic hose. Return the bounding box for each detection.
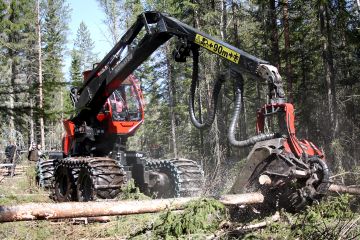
[228,76,278,147]
[189,48,224,129]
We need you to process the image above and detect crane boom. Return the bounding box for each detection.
[71,11,284,125]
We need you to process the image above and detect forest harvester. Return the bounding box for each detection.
[37,11,330,211]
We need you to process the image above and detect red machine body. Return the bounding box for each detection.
[256,103,324,159]
[62,74,144,156]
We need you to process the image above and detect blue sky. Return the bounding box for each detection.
[65,0,113,79]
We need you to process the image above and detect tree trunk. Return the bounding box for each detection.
[9,57,15,135]
[8,8,16,137]
[320,3,338,139]
[282,0,292,102]
[37,0,45,150]
[0,193,265,222]
[1,184,359,223]
[29,98,35,145]
[268,0,280,69]
[166,44,178,158]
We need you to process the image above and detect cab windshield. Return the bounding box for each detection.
[109,85,141,121]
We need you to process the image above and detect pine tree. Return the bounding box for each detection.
[97,0,123,44]
[70,49,83,87]
[41,0,70,148]
[0,0,37,147]
[73,21,98,72]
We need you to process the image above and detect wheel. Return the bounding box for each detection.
[89,159,126,199]
[76,158,126,200]
[77,167,95,202]
[36,159,55,188]
[53,166,76,202]
[148,166,176,198]
[146,158,204,198]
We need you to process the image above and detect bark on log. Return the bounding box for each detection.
[219,193,264,205]
[1,184,359,223]
[0,193,264,222]
[328,184,360,195]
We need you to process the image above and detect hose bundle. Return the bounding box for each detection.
[227,76,278,147]
[188,47,277,147]
[188,48,224,129]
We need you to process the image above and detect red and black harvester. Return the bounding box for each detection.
[35,12,329,211]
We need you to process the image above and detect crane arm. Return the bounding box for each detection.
[72,11,285,125]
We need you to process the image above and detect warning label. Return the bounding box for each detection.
[194,34,240,64]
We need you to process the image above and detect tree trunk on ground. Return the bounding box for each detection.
[0,193,265,222]
[1,184,359,223]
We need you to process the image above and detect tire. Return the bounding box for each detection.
[77,167,95,202]
[147,158,204,198]
[36,159,55,188]
[53,166,76,202]
[76,158,126,200]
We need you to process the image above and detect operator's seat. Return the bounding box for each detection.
[110,91,127,121]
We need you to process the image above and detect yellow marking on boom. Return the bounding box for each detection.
[194,34,240,64]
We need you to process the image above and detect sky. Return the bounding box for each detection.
[64,0,113,79]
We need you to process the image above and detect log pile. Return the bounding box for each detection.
[0,164,28,176]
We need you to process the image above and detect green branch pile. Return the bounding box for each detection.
[133,198,227,239]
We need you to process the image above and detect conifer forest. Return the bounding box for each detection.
[0,0,359,239]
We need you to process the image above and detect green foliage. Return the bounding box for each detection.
[118,179,150,200]
[73,21,98,72]
[41,0,70,122]
[301,195,353,221]
[151,198,227,239]
[291,195,358,239]
[243,195,359,240]
[70,49,83,87]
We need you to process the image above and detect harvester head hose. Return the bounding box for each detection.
[189,47,224,129]
[228,74,278,147]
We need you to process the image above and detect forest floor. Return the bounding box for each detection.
[0,163,160,240]
[0,163,360,240]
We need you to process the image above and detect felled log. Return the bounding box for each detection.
[0,193,264,222]
[328,184,360,195]
[219,193,264,205]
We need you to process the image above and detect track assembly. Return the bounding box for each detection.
[36,159,55,188]
[146,158,204,198]
[53,157,126,202]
